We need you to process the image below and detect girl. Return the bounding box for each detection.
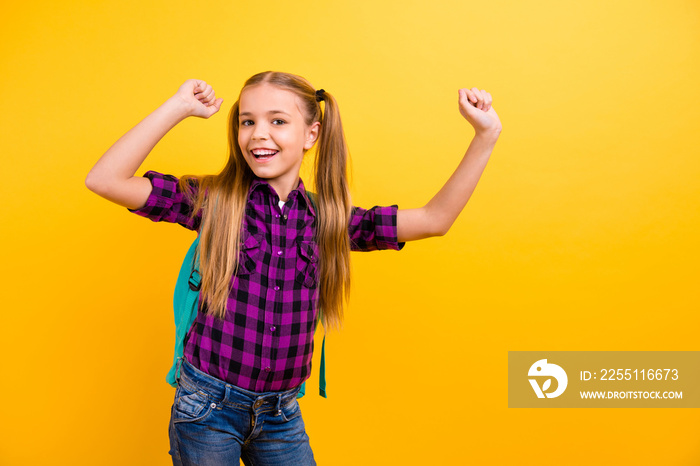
[85,71,501,465]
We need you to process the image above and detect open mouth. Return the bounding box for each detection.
[251,149,279,161]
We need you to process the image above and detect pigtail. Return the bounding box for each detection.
[313,91,353,331]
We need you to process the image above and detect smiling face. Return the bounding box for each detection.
[237,83,320,200]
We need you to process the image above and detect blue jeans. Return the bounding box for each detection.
[169,358,316,465]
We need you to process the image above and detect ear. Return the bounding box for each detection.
[304,121,321,150]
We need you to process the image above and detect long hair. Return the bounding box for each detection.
[178,71,352,331]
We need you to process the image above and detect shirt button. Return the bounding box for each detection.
[270,326,276,332]
[277,250,283,256]
[283,214,288,221]
[275,214,280,218]
[274,286,280,291]
[264,366,271,372]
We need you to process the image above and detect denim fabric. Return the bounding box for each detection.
[169,358,316,466]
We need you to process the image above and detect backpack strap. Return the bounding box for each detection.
[319,332,327,398]
[307,191,318,217]
[309,192,327,398]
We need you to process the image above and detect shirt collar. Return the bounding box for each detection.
[249,176,316,218]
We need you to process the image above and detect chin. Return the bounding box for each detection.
[249,166,276,179]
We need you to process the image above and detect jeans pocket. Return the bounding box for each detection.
[295,240,319,288]
[172,383,215,424]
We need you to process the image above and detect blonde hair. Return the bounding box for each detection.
[178,71,351,331]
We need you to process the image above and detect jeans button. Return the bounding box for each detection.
[254,399,263,408]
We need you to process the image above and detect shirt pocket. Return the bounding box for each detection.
[295,239,319,288]
[237,232,263,276]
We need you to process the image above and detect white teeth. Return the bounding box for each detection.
[252,149,278,156]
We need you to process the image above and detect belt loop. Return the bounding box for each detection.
[175,357,184,384]
[223,384,232,404]
[275,394,282,416]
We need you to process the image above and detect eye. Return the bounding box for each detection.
[272,119,286,125]
[241,120,254,126]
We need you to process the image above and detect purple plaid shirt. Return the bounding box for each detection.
[129,171,405,392]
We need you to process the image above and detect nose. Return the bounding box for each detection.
[252,122,268,141]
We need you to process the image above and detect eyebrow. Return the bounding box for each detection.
[239,110,291,117]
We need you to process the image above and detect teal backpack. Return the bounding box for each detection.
[167,193,327,399]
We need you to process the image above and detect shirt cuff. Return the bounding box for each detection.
[376,205,406,251]
[126,171,177,221]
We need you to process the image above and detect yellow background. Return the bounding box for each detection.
[1,0,699,464]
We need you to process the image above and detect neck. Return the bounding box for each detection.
[265,176,301,202]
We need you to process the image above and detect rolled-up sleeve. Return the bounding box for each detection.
[348,205,406,252]
[127,171,201,231]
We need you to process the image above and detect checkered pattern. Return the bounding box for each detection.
[129,170,405,392]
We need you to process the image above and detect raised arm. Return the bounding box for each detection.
[85,80,223,210]
[397,87,502,242]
